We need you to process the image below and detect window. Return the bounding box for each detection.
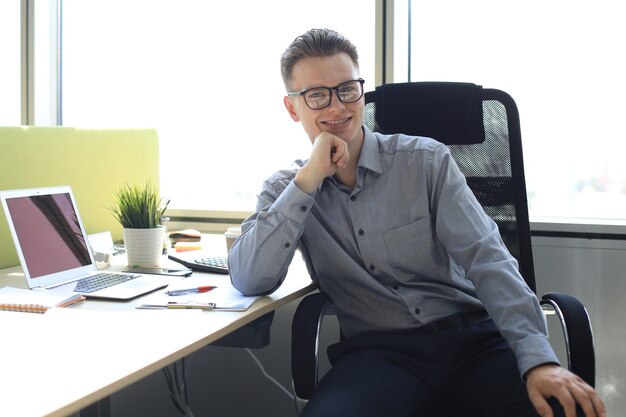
[396,0,626,222]
[33,0,60,126]
[0,1,21,125]
[61,0,376,212]
[20,1,626,224]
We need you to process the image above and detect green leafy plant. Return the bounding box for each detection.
[108,181,169,229]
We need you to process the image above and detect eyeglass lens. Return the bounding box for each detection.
[303,79,363,110]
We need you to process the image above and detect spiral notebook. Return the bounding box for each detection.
[0,286,85,314]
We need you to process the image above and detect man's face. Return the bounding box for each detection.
[284,53,364,147]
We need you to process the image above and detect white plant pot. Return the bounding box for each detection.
[123,226,165,267]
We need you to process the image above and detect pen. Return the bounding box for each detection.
[166,286,217,296]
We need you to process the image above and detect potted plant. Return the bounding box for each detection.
[109,181,169,267]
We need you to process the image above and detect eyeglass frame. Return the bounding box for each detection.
[287,78,365,110]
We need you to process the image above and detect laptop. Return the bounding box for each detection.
[0,186,170,300]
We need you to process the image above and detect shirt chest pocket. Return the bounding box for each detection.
[383,216,445,283]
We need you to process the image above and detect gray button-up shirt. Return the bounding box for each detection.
[229,126,558,377]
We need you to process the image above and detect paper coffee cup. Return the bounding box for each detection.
[225,226,242,252]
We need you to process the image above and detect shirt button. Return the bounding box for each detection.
[414,307,421,314]
[284,242,291,248]
[369,264,375,271]
[350,195,356,201]
[300,206,307,212]
[358,229,364,236]
[392,285,399,290]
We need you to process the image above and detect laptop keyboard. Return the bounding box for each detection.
[74,272,140,293]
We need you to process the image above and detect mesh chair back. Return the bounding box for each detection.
[364,82,536,291]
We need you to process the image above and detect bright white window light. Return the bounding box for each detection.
[61,0,375,212]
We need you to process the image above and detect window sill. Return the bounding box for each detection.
[163,209,252,234]
[164,209,626,239]
[530,216,626,240]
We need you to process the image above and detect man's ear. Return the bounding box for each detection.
[284,96,300,122]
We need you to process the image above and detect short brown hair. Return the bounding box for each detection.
[280,28,359,89]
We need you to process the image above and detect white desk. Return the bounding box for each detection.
[0,236,316,417]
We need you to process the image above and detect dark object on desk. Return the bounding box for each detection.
[290,82,596,412]
[168,229,202,245]
[168,252,229,274]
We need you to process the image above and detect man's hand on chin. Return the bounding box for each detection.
[295,132,349,193]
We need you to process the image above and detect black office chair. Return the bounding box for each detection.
[290,82,595,413]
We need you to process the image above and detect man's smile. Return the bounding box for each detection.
[323,117,351,126]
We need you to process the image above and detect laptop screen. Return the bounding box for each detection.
[5,192,91,279]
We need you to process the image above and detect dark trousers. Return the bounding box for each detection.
[300,317,575,417]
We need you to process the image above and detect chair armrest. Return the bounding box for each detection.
[541,292,595,387]
[291,292,333,400]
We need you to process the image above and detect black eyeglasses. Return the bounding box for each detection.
[287,78,365,110]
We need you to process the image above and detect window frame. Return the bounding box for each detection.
[18,0,626,235]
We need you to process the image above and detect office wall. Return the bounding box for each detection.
[0,127,160,269]
[106,237,624,417]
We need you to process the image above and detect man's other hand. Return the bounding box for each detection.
[526,364,607,417]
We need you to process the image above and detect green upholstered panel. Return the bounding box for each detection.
[0,127,160,269]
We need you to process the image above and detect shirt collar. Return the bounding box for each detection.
[359,126,383,175]
[318,126,382,192]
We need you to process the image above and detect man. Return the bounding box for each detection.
[229,28,606,417]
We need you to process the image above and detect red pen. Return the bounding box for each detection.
[166,286,217,296]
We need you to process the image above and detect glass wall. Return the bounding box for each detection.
[61,0,376,212]
[12,0,626,223]
[33,0,60,126]
[397,0,626,222]
[0,2,21,125]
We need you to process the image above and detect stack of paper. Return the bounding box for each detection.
[137,277,261,311]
